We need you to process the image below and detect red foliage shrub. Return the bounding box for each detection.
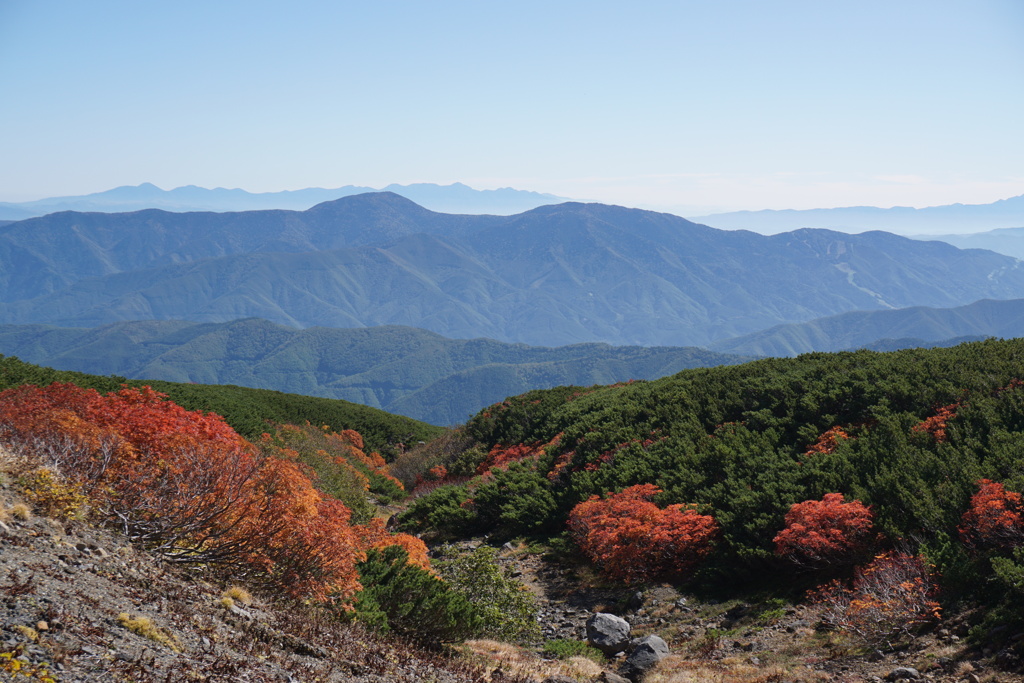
[0,383,416,603]
[568,484,718,583]
[476,434,561,476]
[809,552,941,647]
[912,402,960,442]
[774,493,875,567]
[804,426,850,456]
[959,479,1024,550]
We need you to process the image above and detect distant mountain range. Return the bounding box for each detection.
[0,182,567,219]
[708,298,1024,357]
[4,192,1024,347]
[0,319,749,425]
[910,227,1024,260]
[693,194,1024,235]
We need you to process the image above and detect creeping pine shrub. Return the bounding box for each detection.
[352,545,484,644]
[434,544,541,644]
[398,483,479,538]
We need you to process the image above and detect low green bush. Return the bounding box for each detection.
[434,544,540,644]
[351,546,484,644]
[542,638,604,664]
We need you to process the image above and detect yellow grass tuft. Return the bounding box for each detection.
[219,596,235,609]
[117,613,180,651]
[222,586,252,605]
[14,625,39,642]
[9,503,31,521]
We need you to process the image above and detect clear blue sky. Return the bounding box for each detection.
[1,0,1021,212]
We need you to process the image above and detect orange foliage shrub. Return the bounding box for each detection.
[568,484,718,583]
[0,383,418,603]
[804,426,850,456]
[236,459,362,602]
[774,493,875,567]
[476,434,561,476]
[810,552,941,647]
[352,517,431,572]
[959,479,1024,550]
[912,402,960,442]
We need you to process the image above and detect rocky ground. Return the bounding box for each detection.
[3,476,1024,683]
[0,482,499,683]
[487,542,1024,683]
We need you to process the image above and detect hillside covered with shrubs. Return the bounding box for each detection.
[397,338,1024,634]
[0,353,442,457]
[0,357,541,663]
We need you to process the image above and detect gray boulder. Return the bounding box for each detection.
[586,612,631,656]
[621,634,670,681]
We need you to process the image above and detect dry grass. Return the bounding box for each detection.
[222,585,253,605]
[644,654,828,683]
[956,661,976,676]
[461,639,603,682]
[0,444,15,477]
[9,503,31,521]
[116,613,181,651]
[0,442,38,479]
[14,625,40,642]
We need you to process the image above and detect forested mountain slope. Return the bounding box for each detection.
[3,194,1024,346]
[709,298,1024,356]
[0,319,750,425]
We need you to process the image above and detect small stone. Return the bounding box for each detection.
[887,666,920,680]
[35,621,48,631]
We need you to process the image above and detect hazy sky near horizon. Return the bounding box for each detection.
[1,1,1022,213]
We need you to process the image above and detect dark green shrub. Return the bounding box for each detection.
[398,484,479,538]
[434,545,540,644]
[472,461,558,538]
[351,546,484,644]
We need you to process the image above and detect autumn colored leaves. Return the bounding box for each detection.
[0,382,424,604]
[568,484,717,583]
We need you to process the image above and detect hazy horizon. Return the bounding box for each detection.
[2,1,1022,212]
